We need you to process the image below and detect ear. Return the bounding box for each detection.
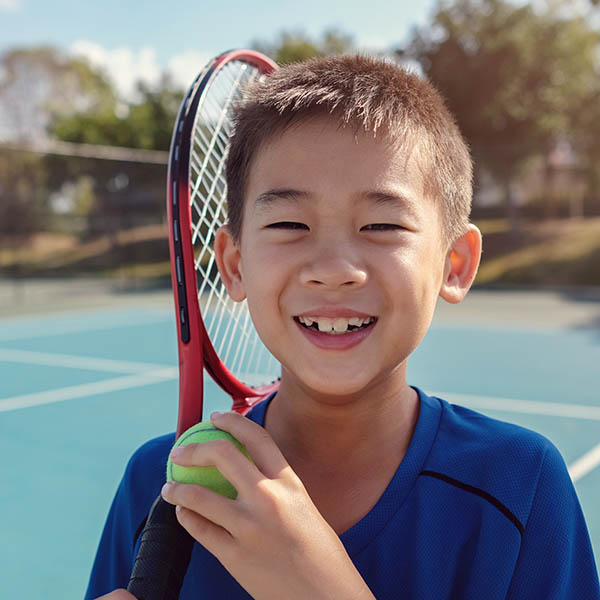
[214,225,246,302]
[439,224,482,304]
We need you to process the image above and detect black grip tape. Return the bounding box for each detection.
[127,496,194,600]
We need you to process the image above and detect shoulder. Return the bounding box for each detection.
[423,395,567,528]
[120,433,176,513]
[432,397,554,464]
[125,432,176,476]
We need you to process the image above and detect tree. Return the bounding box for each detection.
[0,45,183,150]
[0,46,116,141]
[253,29,354,65]
[50,74,183,151]
[406,0,600,229]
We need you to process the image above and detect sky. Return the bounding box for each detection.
[0,0,438,99]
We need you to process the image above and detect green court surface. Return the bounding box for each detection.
[0,285,599,598]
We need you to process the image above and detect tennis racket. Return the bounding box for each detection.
[127,49,279,600]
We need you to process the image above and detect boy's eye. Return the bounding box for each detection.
[266,221,309,230]
[361,223,404,231]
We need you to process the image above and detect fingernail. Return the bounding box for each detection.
[211,411,224,419]
[161,482,174,497]
[170,447,184,458]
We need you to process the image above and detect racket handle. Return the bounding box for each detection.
[127,495,194,600]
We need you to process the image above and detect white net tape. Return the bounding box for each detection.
[190,60,280,387]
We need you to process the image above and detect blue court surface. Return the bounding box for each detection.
[1,285,599,598]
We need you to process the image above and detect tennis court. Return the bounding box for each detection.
[1,283,599,598]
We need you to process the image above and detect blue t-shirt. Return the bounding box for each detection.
[86,388,600,599]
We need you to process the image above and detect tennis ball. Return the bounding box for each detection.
[166,421,252,499]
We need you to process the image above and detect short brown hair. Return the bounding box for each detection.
[226,54,472,245]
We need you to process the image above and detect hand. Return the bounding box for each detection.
[94,590,136,599]
[161,411,375,600]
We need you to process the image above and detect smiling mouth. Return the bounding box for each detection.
[294,315,377,335]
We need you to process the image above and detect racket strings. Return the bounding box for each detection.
[190,127,228,215]
[189,60,280,386]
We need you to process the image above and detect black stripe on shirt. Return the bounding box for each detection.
[420,470,524,536]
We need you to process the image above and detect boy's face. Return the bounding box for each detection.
[220,116,454,401]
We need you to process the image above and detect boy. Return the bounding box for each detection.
[88,55,599,599]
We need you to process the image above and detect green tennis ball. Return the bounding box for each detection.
[166,421,252,499]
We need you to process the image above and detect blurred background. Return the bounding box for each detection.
[1,0,600,597]
[1,0,599,296]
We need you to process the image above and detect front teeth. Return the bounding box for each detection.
[298,316,374,333]
[318,318,333,332]
[333,318,347,333]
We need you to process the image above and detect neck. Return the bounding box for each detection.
[263,370,420,471]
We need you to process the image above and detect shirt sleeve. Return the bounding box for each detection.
[506,440,600,599]
[84,471,137,599]
[84,435,174,600]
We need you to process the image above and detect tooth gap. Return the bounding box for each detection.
[296,317,375,332]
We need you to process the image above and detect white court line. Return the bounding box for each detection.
[437,391,600,421]
[568,443,600,483]
[0,348,173,374]
[0,368,178,413]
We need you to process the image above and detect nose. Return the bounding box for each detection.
[298,239,368,289]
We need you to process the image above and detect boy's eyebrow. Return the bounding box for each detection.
[362,190,421,218]
[253,188,421,219]
[254,188,308,207]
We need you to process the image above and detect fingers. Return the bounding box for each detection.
[170,411,291,489]
[162,478,236,524]
[163,411,301,558]
[161,482,241,562]
[209,411,289,478]
[174,505,234,560]
[169,433,263,496]
[155,481,238,564]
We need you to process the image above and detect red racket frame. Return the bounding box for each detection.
[166,50,279,437]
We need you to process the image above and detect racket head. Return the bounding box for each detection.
[168,50,280,436]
